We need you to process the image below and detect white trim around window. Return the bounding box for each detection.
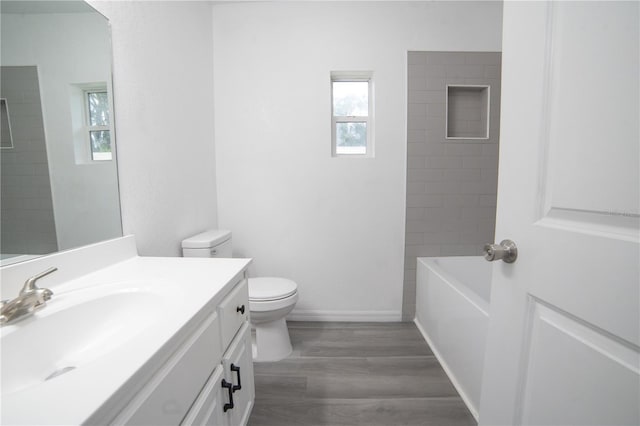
[330,71,374,158]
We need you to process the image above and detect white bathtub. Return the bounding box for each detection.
[415,256,491,420]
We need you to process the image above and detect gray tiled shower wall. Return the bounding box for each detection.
[1,66,58,255]
[402,52,501,320]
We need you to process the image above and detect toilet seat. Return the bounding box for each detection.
[249,292,298,313]
[248,277,297,301]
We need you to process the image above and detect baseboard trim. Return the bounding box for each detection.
[287,309,402,322]
[413,317,479,421]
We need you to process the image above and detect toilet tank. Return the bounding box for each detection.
[182,230,232,258]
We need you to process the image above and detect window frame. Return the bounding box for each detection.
[331,72,374,157]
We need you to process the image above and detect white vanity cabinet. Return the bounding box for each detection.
[112,274,254,426]
[0,237,255,426]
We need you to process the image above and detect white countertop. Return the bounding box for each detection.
[0,236,251,425]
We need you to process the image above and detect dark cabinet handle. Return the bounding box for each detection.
[221,379,234,412]
[236,305,245,314]
[231,364,242,392]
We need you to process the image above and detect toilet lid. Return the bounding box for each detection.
[248,277,297,301]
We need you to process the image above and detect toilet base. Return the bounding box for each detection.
[251,317,292,362]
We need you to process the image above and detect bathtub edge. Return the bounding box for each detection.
[413,316,480,421]
[417,257,490,315]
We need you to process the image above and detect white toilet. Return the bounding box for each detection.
[181,230,298,362]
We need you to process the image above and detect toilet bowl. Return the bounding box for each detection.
[249,277,298,362]
[181,230,299,363]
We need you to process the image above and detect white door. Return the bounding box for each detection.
[479,2,639,426]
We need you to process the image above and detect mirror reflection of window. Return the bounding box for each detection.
[86,90,111,161]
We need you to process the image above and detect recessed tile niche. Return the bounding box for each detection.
[446,85,490,140]
[0,98,13,148]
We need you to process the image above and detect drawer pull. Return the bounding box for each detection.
[236,305,245,314]
[231,364,242,392]
[221,379,234,412]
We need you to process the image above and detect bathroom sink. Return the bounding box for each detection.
[1,288,167,396]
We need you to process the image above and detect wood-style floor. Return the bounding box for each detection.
[248,321,476,426]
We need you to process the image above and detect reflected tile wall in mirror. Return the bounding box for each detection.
[0,66,58,256]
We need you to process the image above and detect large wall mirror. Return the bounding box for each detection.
[1,0,122,266]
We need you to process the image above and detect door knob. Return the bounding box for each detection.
[483,239,518,263]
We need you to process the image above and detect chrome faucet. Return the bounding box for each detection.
[0,267,57,326]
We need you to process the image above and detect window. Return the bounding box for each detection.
[85,89,112,161]
[331,72,373,157]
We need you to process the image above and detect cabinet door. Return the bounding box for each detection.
[181,366,227,426]
[222,323,255,426]
[114,312,222,425]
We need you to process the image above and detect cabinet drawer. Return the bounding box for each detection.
[218,278,249,349]
[222,323,255,426]
[115,312,222,425]
[181,365,226,426]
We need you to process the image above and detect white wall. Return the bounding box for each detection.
[213,2,503,320]
[1,12,121,251]
[90,1,218,256]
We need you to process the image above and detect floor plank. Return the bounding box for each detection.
[249,321,476,426]
[249,398,475,426]
[289,321,433,358]
[255,357,459,400]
